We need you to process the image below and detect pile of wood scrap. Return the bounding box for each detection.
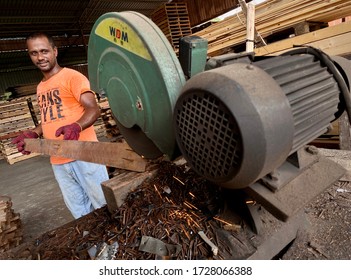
[0,162,258,260]
[193,0,351,56]
[0,196,23,253]
[108,162,227,260]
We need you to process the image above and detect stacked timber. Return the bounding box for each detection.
[193,0,351,56]
[255,19,351,56]
[151,2,192,51]
[94,116,106,139]
[6,84,37,98]
[0,95,40,164]
[0,196,23,253]
[98,97,120,139]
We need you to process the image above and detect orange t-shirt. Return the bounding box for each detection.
[37,67,98,165]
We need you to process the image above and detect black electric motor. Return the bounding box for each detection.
[173,47,351,189]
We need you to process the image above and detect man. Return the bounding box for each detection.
[12,32,108,219]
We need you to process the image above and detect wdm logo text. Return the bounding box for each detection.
[109,26,128,42]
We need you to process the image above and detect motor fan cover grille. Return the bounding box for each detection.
[174,90,243,182]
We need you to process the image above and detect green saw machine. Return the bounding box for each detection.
[88,11,351,259]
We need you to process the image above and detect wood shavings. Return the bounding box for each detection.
[0,162,233,260]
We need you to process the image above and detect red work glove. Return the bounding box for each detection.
[55,122,82,140]
[11,130,39,155]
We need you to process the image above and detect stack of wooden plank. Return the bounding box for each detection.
[98,97,120,139]
[255,19,351,56]
[0,196,23,253]
[151,2,192,51]
[93,116,106,139]
[193,0,351,56]
[0,95,40,164]
[6,84,37,98]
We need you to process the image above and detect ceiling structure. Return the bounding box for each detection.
[1,0,171,39]
[1,1,349,80]
[0,0,244,93]
[0,0,174,72]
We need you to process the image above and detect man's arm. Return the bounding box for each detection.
[75,91,101,130]
[32,123,43,137]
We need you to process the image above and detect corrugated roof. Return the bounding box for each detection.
[0,0,170,39]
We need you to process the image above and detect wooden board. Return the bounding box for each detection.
[192,0,351,56]
[101,168,158,213]
[24,139,147,172]
[254,21,351,56]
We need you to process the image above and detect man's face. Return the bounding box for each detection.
[27,36,58,72]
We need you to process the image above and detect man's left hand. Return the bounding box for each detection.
[55,122,82,140]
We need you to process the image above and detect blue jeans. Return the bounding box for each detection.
[52,160,108,219]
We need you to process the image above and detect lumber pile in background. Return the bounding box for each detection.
[193,0,351,57]
[6,84,37,99]
[97,97,120,139]
[0,196,23,253]
[255,18,351,56]
[0,95,40,164]
[93,115,106,139]
[151,2,192,51]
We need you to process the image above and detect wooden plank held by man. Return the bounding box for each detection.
[24,138,147,172]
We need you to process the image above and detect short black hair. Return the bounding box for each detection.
[26,32,56,48]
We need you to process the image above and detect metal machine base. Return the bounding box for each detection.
[215,147,345,259]
[217,202,308,260]
[245,147,346,221]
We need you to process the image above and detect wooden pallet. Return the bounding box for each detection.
[151,2,192,51]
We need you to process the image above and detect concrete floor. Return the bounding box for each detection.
[0,156,74,243]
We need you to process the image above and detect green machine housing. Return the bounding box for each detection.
[179,35,208,79]
[88,11,186,160]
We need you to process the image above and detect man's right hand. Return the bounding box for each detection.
[11,130,39,155]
